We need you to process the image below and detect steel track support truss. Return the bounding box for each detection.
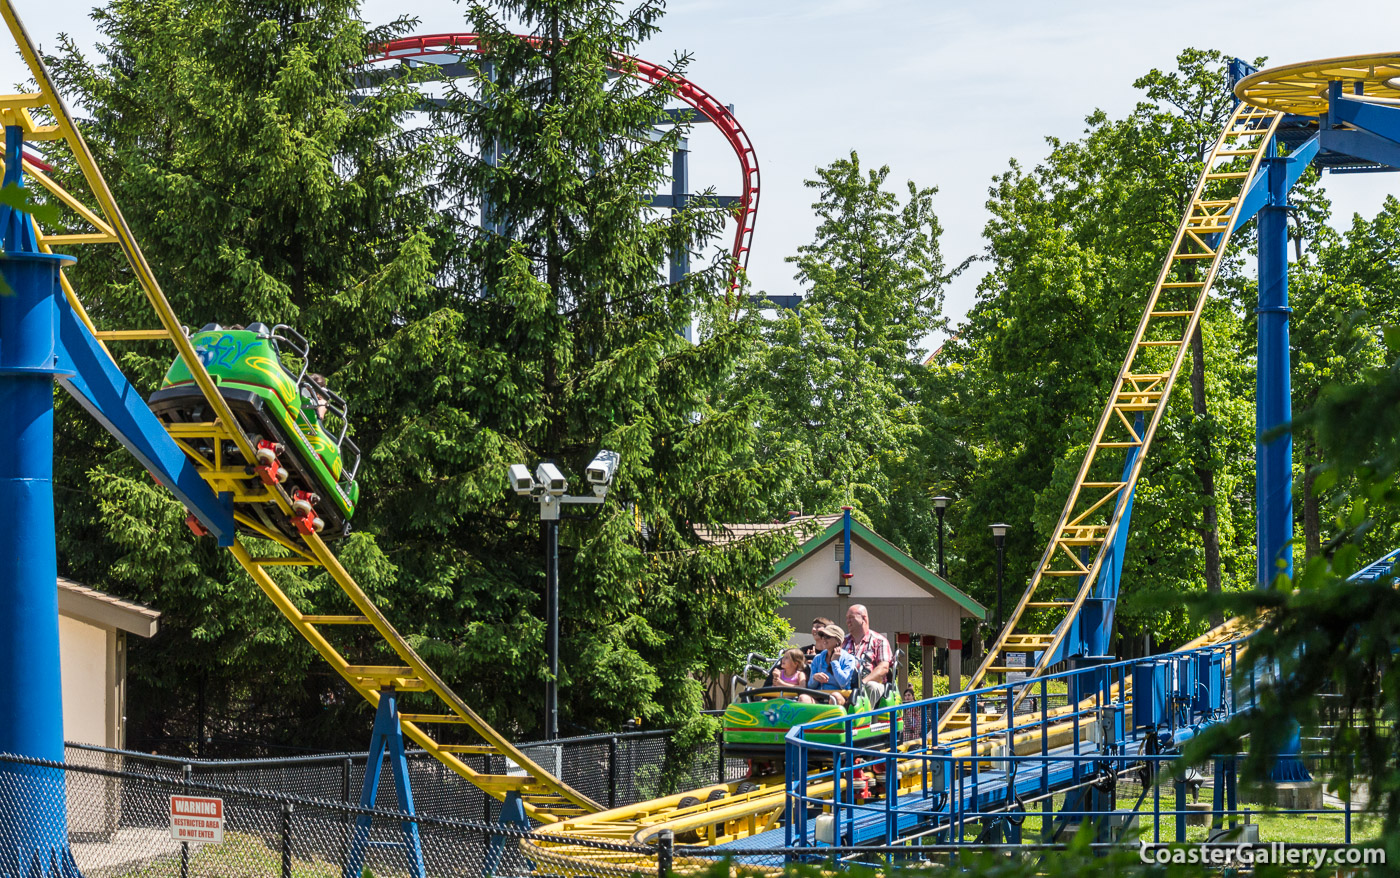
[344,689,426,878]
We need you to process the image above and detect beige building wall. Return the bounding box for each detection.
[59,614,123,749]
[56,579,159,840]
[777,535,966,641]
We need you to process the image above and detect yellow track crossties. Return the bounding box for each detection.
[0,0,598,824]
[938,101,1282,733]
[1235,52,1400,116]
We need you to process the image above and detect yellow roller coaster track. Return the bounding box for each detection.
[0,0,599,824]
[938,100,1282,734]
[1233,52,1400,115]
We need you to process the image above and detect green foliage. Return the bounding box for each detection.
[1289,198,1400,560]
[1188,329,1400,865]
[0,182,60,227]
[692,842,1222,878]
[0,183,64,295]
[742,151,947,559]
[36,0,1400,823]
[45,0,437,750]
[371,0,797,739]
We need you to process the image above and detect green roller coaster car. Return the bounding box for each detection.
[722,660,902,763]
[148,323,361,543]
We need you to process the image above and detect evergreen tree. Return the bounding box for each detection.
[46,0,794,751]
[351,0,792,741]
[745,151,947,558]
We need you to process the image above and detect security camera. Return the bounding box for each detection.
[508,463,535,496]
[585,450,620,492]
[536,462,568,495]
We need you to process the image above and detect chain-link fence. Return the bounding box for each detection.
[4,752,747,878]
[66,727,750,823]
[3,749,1380,878]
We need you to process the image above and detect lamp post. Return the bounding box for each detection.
[990,523,1009,636]
[509,450,621,740]
[932,496,952,577]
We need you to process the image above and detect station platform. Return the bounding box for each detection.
[715,736,1150,853]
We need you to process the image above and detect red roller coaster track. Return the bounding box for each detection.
[370,34,760,291]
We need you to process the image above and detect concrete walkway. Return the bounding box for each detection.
[72,827,183,878]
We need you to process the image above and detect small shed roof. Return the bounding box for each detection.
[768,516,986,620]
[693,513,842,546]
[57,578,161,638]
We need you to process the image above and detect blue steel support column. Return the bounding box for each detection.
[841,505,853,581]
[480,59,504,240]
[1257,142,1311,783]
[669,138,691,341]
[1256,145,1293,591]
[0,124,80,875]
[343,689,425,878]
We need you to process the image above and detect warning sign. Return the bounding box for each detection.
[1004,652,1028,684]
[170,795,224,843]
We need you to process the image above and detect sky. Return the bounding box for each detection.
[7,0,1400,342]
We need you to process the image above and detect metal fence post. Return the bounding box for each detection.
[657,828,674,878]
[180,764,192,878]
[482,754,493,824]
[714,729,723,785]
[340,757,353,867]
[281,802,294,878]
[608,736,619,810]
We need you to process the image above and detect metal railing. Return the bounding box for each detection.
[784,641,1252,851]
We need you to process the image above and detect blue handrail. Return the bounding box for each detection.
[782,639,1249,852]
[1347,546,1400,583]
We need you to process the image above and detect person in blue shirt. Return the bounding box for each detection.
[807,623,859,704]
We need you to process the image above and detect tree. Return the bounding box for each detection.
[1192,326,1400,866]
[743,151,947,558]
[1289,199,1400,562]
[1132,50,1244,624]
[46,0,798,752]
[355,0,794,741]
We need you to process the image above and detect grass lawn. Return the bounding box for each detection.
[1005,787,1381,845]
[117,832,344,878]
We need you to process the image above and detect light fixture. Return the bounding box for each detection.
[508,463,535,495]
[933,496,952,577]
[535,462,568,495]
[505,448,621,739]
[990,523,1010,637]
